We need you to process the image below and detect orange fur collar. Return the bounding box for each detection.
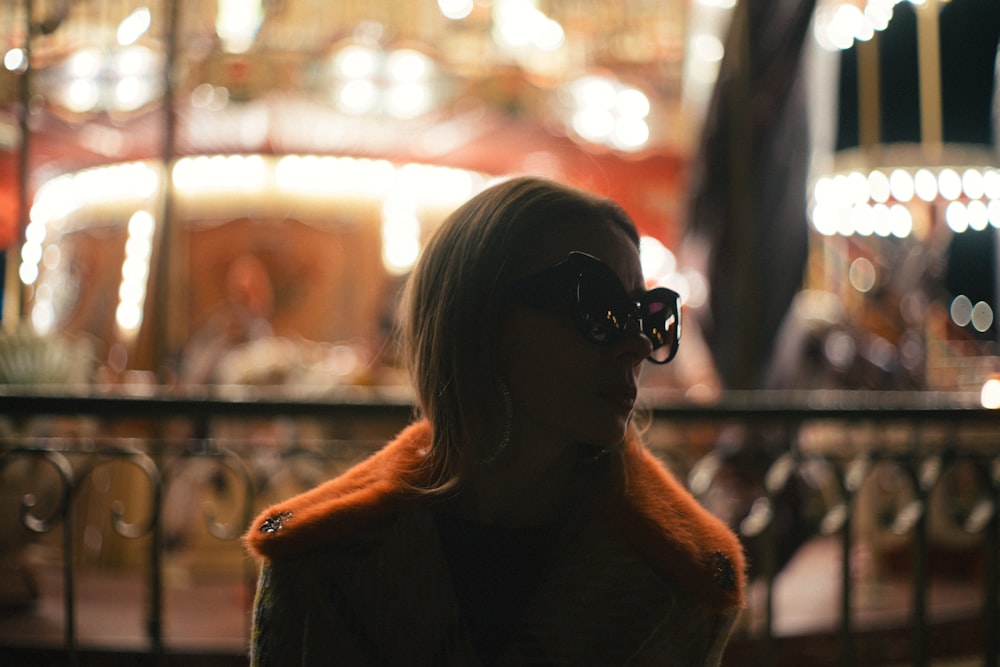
[244,420,745,610]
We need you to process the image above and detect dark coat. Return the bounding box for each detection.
[245,421,746,666]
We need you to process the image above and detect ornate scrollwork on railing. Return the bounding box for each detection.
[99,448,162,541]
[189,445,254,541]
[155,439,259,548]
[0,447,76,535]
[0,443,168,541]
[954,457,999,536]
[851,452,1000,544]
[927,454,998,540]
[687,437,1000,585]
[861,457,923,538]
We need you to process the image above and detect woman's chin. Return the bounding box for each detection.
[574,420,629,452]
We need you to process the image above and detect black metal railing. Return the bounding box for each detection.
[0,390,997,667]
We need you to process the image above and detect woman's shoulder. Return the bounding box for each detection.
[243,421,434,562]
[612,437,747,612]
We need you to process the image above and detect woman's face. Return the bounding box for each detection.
[499,219,653,452]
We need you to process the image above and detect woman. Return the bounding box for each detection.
[245,176,745,665]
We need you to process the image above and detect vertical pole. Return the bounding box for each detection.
[63,480,77,667]
[152,4,180,663]
[2,0,32,331]
[762,500,777,667]
[912,468,929,667]
[995,229,1000,347]
[148,459,165,666]
[160,0,182,374]
[840,494,856,667]
[137,0,181,379]
[985,464,999,667]
[855,32,881,157]
[915,0,943,160]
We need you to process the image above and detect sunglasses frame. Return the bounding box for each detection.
[510,251,681,364]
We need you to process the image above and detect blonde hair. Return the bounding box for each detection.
[400,176,639,492]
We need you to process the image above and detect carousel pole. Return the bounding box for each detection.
[855,25,880,159]
[2,0,32,333]
[135,0,181,381]
[916,0,943,159]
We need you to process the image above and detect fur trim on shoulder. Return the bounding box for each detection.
[244,421,432,561]
[245,420,746,610]
[615,436,747,610]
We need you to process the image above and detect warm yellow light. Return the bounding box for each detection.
[24,156,487,322]
[614,118,650,150]
[386,50,432,82]
[968,200,989,231]
[691,34,725,63]
[116,210,157,337]
[814,0,906,51]
[914,168,937,201]
[565,76,653,151]
[639,236,677,284]
[849,257,877,292]
[335,45,379,79]
[946,201,968,233]
[215,0,263,54]
[981,377,1000,410]
[3,48,25,71]
[938,168,962,200]
[492,0,566,67]
[810,165,1000,237]
[617,88,651,119]
[573,108,614,142]
[438,0,474,20]
[117,8,151,46]
[889,169,914,202]
[868,170,890,203]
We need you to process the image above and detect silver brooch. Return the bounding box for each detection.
[710,550,736,591]
[260,511,293,534]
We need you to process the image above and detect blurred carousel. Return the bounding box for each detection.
[0,0,700,395]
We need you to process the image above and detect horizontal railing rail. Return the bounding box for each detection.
[0,389,997,667]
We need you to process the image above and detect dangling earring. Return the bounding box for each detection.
[482,379,512,464]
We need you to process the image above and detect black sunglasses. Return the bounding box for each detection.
[510,251,681,364]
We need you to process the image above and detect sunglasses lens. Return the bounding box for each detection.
[644,291,679,363]
[575,272,628,344]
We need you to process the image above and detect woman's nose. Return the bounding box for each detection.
[618,319,654,363]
